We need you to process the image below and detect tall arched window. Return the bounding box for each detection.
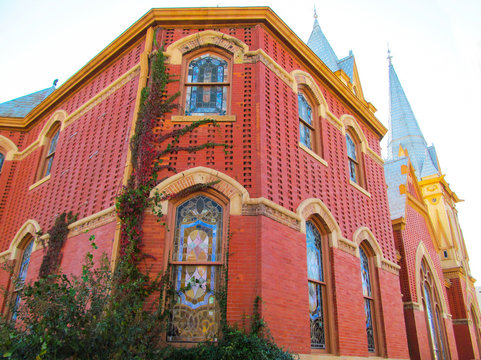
[471,306,481,357]
[420,259,449,360]
[168,194,225,342]
[346,132,360,184]
[306,220,329,349]
[11,238,34,321]
[359,245,376,353]
[184,53,230,116]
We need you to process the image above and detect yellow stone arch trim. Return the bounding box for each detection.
[165,30,250,65]
[38,110,68,147]
[339,114,368,153]
[291,70,328,118]
[352,227,384,267]
[0,135,19,161]
[415,241,449,315]
[150,166,250,216]
[0,219,42,262]
[296,198,345,249]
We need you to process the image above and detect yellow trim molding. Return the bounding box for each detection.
[350,180,371,198]
[28,174,51,191]
[171,115,236,122]
[299,143,328,167]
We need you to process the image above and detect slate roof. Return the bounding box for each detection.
[307,17,357,84]
[0,86,55,118]
[384,157,409,220]
[387,61,439,179]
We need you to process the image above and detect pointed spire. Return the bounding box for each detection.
[307,10,339,72]
[387,53,440,178]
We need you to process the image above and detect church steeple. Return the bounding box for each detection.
[387,54,439,178]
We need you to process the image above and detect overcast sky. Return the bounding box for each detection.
[1,0,480,280]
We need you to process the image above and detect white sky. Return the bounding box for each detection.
[1,0,480,279]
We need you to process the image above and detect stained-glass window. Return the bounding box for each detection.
[12,240,33,321]
[299,93,314,149]
[0,153,5,173]
[45,128,60,177]
[185,54,228,116]
[421,259,449,360]
[168,195,223,342]
[360,247,375,352]
[346,133,359,183]
[306,221,327,349]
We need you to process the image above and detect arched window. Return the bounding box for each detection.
[346,131,360,184]
[471,306,481,357]
[420,259,449,360]
[359,245,376,353]
[167,194,225,342]
[0,152,4,173]
[11,238,34,321]
[37,123,60,180]
[306,220,329,350]
[184,53,230,116]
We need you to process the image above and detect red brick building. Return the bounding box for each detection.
[0,7,475,359]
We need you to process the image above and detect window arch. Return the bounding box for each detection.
[306,219,330,350]
[359,244,377,353]
[183,50,231,116]
[420,259,449,360]
[346,130,364,186]
[11,237,34,321]
[37,122,60,180]
[167,193,226,342]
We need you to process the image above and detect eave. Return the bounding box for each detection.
[0,7,387,137]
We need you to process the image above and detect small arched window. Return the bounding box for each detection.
[11,239,34,321]
[346,132,360,184]
[37,123,60,180]
[359,245,376,353]
[306,220,330,350]
[184,53,230,116]
[420,259,449,360]
[299,93,314,150]
[167,194,225,342]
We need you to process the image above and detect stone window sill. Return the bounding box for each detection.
[29,174,51,191]
[350,180,371,198]
[299,143,328,167]
[171,115,236,122]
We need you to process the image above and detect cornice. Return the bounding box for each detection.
[0,7,386,138]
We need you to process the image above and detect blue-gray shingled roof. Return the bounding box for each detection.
[0,86,55,118]
[387,62,439,179]
[384,157,409,220]
[307,18,357,84]
[337,51,354,83]
[307,18,340,73]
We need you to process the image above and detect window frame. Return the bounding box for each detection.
[181,48,233,117]
[305,218,333,353]
[359,244,378,354]
[166,190,229,343]
[0,151,5,174]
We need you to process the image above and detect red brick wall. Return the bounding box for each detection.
[0,39,144,253]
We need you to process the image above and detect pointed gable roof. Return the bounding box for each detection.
[307,16,339,73]
[0,86,56,118]
[338,51,354,83]
[387,59,440,178]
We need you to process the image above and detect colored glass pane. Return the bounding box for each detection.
[185,86,227,115]
[306,221,323,282]
[12,240,33,321]
[0,153,4,173]
[300,122,312,149]
[424,284,441,360]
[298,94,312,125]
[364,298,375,352]
[188,55,228,83]
[360,247,372,297]
[306,221,326,349]
[309,282,325,349]
[48,129,60,156]
[346,134,356,160]
[169,195,223,342]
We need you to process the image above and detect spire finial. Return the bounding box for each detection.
[314,4,318,19]
[387,44,393,65]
